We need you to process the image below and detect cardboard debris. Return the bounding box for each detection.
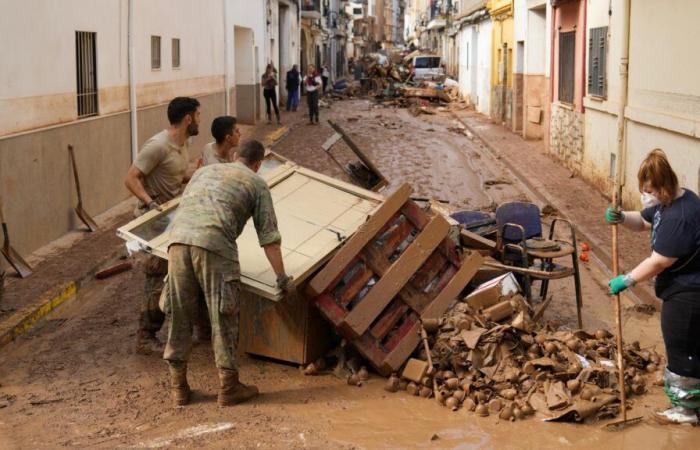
[465,273,520,310]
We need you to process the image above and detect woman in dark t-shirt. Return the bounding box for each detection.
[605,149,700,424]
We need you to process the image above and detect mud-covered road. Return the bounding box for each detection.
[0,99,696,449]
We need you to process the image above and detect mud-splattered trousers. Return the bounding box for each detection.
[163,244,240,370]
[140,254,168,334]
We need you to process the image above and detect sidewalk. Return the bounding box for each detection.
[452,109,658,307]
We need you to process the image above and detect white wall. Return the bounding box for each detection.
[476,18,492,115]
[524,6,546,75]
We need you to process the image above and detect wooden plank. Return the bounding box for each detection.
[459,229,497,252]
[327,120,389,191]
[343,215,450,337]
[383,313,417,351]
[401,200,462,267]
[428,264,457,297]
[370,300,409,341]
[381,321,422,375]
[410,252,447,289]
[295,166,386,202]
[306,184,412,298]
[315,293,347,327]
[377,217,414,258]
[421,252,484,320]
[337,263,374,306]
[322,132,343,151]
[397,282,433,312]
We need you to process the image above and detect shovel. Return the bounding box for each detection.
[0,196,32,278]
[68,145,99,232]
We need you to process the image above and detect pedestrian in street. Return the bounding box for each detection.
[321,64,330,93]
[605,149,700,425]
[285,64,301,112]
[262,63,280,124]
[198,116,240,167]
[124,96,200,355]
[303,65,322,125]
[163,139,293,407]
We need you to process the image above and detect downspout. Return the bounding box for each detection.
[127,0,138,162]
[223,0,231,115]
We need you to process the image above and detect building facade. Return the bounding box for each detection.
[456,1,492,114]
[487,0,514,126]
[0,0,297,258]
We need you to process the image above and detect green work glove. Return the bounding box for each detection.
[605,207,625,225]
[609,274,635,295]
[276,274,294,292]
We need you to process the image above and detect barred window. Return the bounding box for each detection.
[172,38,180,68]
[75,31,98,118]
[558,31,575,104]
[588,27,608,97]
[151,35,161,70]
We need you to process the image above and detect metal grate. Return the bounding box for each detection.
[151,36,161,70]
[558,31,575,104]
[75,31,98,118]
[172,38,180,68]
[588,27,608,97]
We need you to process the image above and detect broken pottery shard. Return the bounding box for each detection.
[545,381,571,410]
[544,394,618,423]
[483,301,514,322]
[461,327,487,350]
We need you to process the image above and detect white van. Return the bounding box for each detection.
[411,55,444,81]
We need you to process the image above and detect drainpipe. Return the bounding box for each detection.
[127,0,138,162]
[223,0,231,115]
[613,0,631,206]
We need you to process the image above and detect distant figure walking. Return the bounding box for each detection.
[321,64,330,93]
[303,65,322,125]
[285,64,300,112]
[262,63,280,124]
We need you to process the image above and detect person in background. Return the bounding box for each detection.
[261,63,280,124]
[123,96,200,355]
[321,64,330,93]
[606,149,700,425]
[285,64,300,112]
[303,65,322,125]
[199,116,240,167]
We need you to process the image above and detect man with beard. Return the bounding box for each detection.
[124,96,201,355]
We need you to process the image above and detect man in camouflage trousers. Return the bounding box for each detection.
[163,139,293,407]
[124,97,201,355]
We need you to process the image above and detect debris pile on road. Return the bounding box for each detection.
[384,284,664,423]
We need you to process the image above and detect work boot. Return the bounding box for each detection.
[168,363,191,406]
[135,330,164,355]
[218,369,259,406]
[653,406,699,425]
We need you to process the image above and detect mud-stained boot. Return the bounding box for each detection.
[169,363,191,406]
[135,330,164,355]
[218,369,259,406]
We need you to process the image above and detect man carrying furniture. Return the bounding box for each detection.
[124,96,201,355]
[163,139,293,407]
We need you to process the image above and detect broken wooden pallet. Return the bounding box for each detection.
[307,184,483,375]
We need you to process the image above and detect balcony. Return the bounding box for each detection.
[301,0,322,19]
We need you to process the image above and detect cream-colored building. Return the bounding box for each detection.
[582,0,700,208]
[0,0,298,259]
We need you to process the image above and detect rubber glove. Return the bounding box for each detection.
[605,207,625,225]
[609,274,635,295]
[276,274,294,291]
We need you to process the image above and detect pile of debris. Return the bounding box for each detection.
[383,275,663,423]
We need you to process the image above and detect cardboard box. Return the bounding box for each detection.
[464,272,520,310]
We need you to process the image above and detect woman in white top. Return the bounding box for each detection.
[321,65,330,93]
[303,65,322,124]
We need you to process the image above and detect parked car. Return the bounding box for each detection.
[410,55,444,81]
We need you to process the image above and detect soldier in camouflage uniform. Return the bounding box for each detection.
[124,97,201,355]
[163,139,292,407]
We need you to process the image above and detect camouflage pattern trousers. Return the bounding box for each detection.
[163,244,240,370]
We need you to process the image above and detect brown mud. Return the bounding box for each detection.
[0,99,697,448]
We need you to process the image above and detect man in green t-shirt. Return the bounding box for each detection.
[124,97,200,355]
[198,116,240,167]
[163,139,292,407]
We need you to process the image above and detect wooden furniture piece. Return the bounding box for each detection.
[307,184,483,375]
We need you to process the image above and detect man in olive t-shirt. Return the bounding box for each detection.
[124,97,201,355]
[198,116,240,167]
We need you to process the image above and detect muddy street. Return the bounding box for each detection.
[0,99,697,449]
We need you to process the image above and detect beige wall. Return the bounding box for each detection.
[582,0,700,208]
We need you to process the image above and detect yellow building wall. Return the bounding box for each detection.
[488,1,514,89]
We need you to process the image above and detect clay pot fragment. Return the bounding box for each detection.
[464,398,477,412]
[347,374,362,387]
[420,386,433,398]
[475,404,489,417]
[646,363,658,373]
[653,371,664,387]
[535,334,547,345]
[384,374,400,393]
[566,379,581,394]
[488,398,503,413]
[399,380,408,391]
[406,381,419,396]
[453,390,466,402]
[446,378,460,389]
[358,366,369,381]
[443,370,456,380]
[544,342,557,354]
[500,388,517,401]
[445,396,460,411]
[421,376,433,387]
[499,405,513,420]
[513,407,524,420]
[595,329,610,340]
[566,339,580,352]
[520,402,534,416]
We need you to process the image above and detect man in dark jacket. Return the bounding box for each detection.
[285,65,300,112]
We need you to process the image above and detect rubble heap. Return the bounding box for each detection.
[385,292,663,423]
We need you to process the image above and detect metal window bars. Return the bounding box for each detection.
[151,35,161,70]
[75,31,98,118]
